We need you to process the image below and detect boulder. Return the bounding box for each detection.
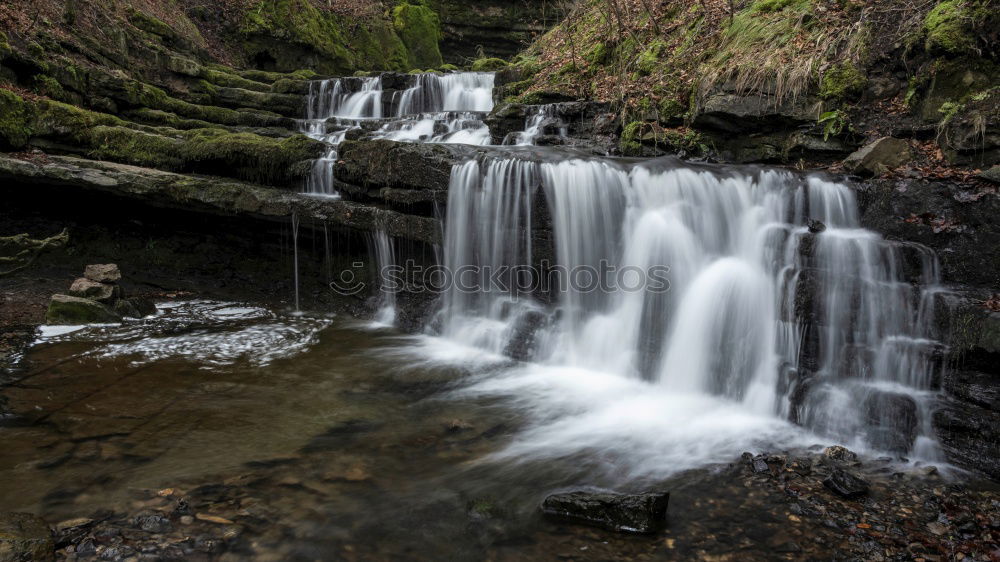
[0,512,54,562]
[541,491,669,534]
[68,278,119,303]
[843,137,912,176]
[823,468,869,499]
[84,264,121,283]
[45,294,122,325]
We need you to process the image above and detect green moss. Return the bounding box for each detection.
[586,43,611,66]
[128,8,175,38]
[820,62,867,100]
[241,0,410,74]
[393,2,444,69]
[179,129,324,186]
[201,69,271,92]
[471,57,509,72]
[438,63,460,72]
[620,121,644,155]
[637,40,667,76]
[86,125,185,170]
[0,31,11,59]
[924,1,976,55]
[34,75,66,100]
[751,0,810,12]
[0,90,35,150]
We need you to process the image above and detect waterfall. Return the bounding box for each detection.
[438,154,943,456]
[395,72,496,115]
[510,105,567,146]
[368,230,397,326]
[298,73,497,196]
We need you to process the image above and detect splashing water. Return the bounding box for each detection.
[435,154,944,472]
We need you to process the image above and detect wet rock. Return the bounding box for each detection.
[335,139,471,192]
[0,512,55,562]
[863,391,918,454]
[113,297,157,319]
[843,137,912,176]
[132,513,172,533]
[84,264,122,283]
[807,219,826,234]
[68,278,120,303]
[45,294,122,325]
[823,468,870,499]
[541,491,669,534]
[823,445,858,463]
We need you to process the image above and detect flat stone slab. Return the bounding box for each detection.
[541,490,669,534]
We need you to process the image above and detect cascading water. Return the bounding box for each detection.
[509,106,568,146]
[298,72,498,196]
[438,154,944,460]
[299,76,384,197]
[368,229,398,326]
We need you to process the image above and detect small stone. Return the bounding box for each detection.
[84,264,122,283]
[752,456,770,474]
[823,468,870,499]
[195,514,235,525]
[927,521,949,536]
[179,516,194,526]
[68,278,119,303]
[823,445,859,463]
[807,219,827,234]
[132,513,172,533]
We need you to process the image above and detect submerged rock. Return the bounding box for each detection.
[823,468,870,499]
[45,294,122,325]
[0,512,55,562]
[541,491,669,534]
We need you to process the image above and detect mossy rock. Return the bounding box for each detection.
[0,512,55,562]
[821,62,867,100]
[472,57,508,72]
[179,129,324,186]
[0,90,35,150]
[46,294,122,325]
[85,125,186,171]
[393,2,444,70]
[924,1,977,56]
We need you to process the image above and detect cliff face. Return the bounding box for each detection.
[428,0,554,63]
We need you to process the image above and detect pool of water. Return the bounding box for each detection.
[0,300,961,560]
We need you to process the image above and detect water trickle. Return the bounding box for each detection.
[368,229,398,326]
[437,154,944,457]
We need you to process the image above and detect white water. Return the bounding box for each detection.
[436,155,944,471]
[509,105,567,146]
[298,73,497,196]
[369,230,397,326]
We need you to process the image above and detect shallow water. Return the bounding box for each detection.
[0,300,964,559]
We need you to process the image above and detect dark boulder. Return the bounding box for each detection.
[823,468,869,499]
[863,391,918,454]
[541,490,669,534]
[335,139,473,192]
